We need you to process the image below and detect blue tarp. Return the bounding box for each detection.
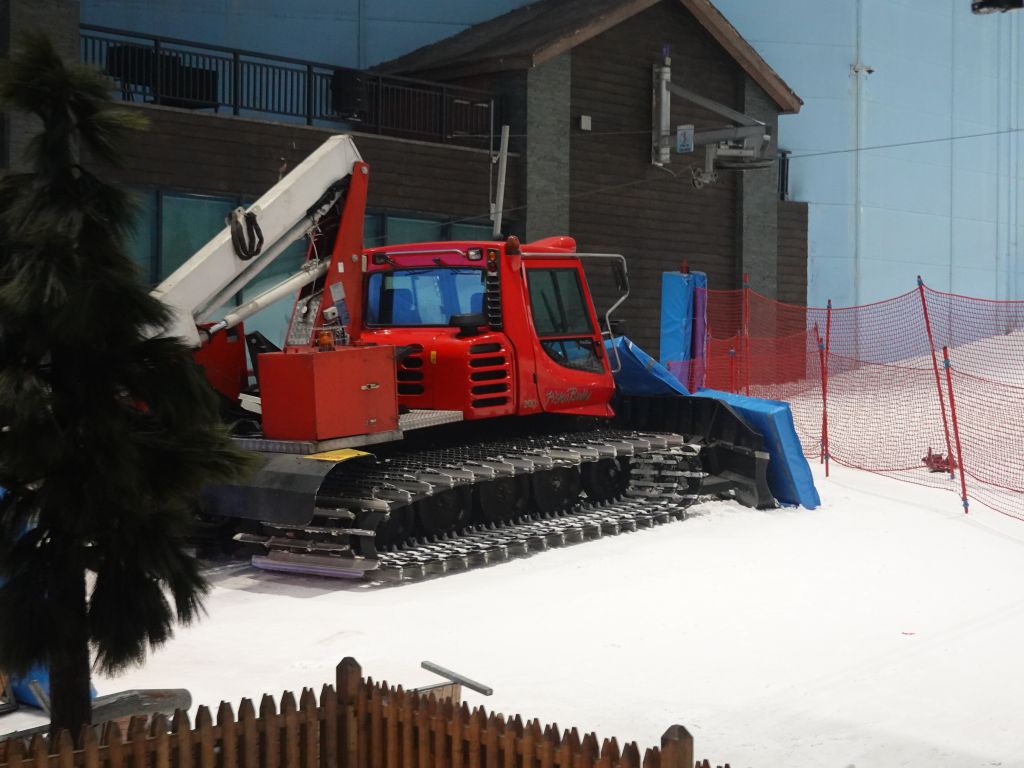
[691,388,820,509]
[659,271,707,390]
[0,487,98,709]
[610,336,689,397]
[610,337,819,509]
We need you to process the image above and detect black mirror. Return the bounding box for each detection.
[450,312,487,337]
[612,260,629,292]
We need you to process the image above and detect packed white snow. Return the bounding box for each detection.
[9,463,1024,767]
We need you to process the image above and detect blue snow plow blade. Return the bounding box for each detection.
[690,389,820,509]
[608,337,818,509]
[608,336,690,396]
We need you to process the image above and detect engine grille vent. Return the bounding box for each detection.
[468,343,509,408]
[398,351,425,396]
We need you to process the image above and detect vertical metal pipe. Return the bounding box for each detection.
[357,0,368,69]
[823,299,832,477]
[491,124,510,238]
[305,64,314,125]
[853,0,864,309]
[948,2,956,296]
[376,75,383,134]
[488,99,495,218]
[153,39,162,104]
[441,86,449,142]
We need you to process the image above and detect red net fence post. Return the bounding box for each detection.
[917,276,956,478]
[814,320,830,478]
[942,346,970,514]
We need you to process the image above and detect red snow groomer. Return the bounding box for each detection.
[152,135,774,578]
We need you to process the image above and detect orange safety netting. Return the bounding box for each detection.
[682,280,1024,519]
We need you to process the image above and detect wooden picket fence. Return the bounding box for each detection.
[0,658,727,768]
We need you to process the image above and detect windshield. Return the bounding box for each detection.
[365,268,486,326]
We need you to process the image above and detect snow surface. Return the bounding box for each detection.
[12,463,1024,767]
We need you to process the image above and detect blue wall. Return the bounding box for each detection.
[715,0,1024,306]
[82,0,527,68]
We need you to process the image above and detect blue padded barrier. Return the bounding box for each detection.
[610,337,819,508]
[690,388,820,509]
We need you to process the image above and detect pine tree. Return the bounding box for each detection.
[0,34,250,738]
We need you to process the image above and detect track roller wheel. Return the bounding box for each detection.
[374,506,415,548]
[529,467,581,515]
[414,488,471,537]
[475,476,529,524]
[580,458,631,503]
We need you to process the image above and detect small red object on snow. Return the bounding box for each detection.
[922,447,957,473]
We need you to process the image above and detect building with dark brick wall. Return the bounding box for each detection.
[0,0,807,356]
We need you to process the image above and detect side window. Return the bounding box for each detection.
[526,269,593,336]
[526,268,602,373]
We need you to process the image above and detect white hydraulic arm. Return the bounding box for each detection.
[151,134,363,348]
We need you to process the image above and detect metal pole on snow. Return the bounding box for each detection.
[942,346,970,514]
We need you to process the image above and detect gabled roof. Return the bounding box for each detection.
[376,0,802,114]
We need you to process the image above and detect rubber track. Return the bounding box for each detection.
[373,497,693,580]
[244,430,702,581]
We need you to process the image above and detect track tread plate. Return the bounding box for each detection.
[246,430,701,581]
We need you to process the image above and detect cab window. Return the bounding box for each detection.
[526,268,602,373]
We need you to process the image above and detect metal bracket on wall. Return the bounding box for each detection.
[651,57,773,186]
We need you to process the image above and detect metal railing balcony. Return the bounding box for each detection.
[80,24,496,146]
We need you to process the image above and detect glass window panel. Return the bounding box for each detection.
[159,194,235,280]
[386,216,443,245]
[526,268,593,336]
[540,339,603,373]
[450,223,494,241]
[364,213,384,248]
[126,189,157,284]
